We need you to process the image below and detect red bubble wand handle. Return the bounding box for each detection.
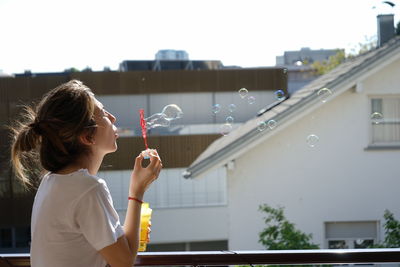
[139,109,149,150]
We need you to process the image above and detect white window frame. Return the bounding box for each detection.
[326,238,377,249]
[368,95,400,147]
[324,220,381,249]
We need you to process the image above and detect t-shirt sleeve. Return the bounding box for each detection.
[74,181,125,251]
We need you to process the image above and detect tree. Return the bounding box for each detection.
[371,209,400,248]
[347,35,377,56]
[310,50,346,75]
[258,204,319,250]
[64,67,80,73]
[82,66,93,72]
[310,35,377,75]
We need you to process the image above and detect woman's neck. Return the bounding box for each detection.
[56,153,104,176]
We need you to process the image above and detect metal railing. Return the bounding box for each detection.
[1,249,400,266]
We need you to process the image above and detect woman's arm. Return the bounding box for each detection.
[99,151,162,267]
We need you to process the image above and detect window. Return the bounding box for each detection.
[325,221,378,249]
[0,226,31,253]
[328,239,375,249]
[99,167,227,210]
[147,240,228,252]
[15,227,31,248]
[328,240,348,249]
[370,97,400,145]
[0,228,12,248]
[354,239,374,248]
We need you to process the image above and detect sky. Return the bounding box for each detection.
[0,0,399,74]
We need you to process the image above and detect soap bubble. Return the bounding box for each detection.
[238,88,248,99]
[220,123,233,136]
[371,112,383,124]
[228,103,237,113]
[248,96,256,105]
[257,121,267,131]
[212,104,221,114]
[144,104,183,129]
[146,113,170,129]
[275,90,285,101]
[162,104,183,121]
[226,116,234,124]
[317,88,332,103]
[306,134,319,147]
[267,119,277,129]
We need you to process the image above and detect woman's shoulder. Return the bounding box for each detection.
[71,169,107,187]
[47,169,106,193]
[67,170,112,204]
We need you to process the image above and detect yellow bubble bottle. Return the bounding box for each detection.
[138,202,152,252]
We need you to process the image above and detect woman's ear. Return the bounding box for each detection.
[79,131,95,145]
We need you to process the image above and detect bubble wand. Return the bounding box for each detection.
[139,109,152,252]
[139,109,149,150]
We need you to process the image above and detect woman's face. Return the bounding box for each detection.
[91,99,118,155]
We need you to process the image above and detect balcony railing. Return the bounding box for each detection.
[1,249,400,266]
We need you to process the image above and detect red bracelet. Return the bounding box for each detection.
[128,196,143,204]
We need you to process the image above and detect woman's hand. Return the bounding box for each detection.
[129,149,162,199]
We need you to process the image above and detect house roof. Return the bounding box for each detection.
[184,36,400,179]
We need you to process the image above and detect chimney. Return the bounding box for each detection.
[377,14,395,46]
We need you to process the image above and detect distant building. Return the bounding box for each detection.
[276,47,342,66]
[119,59,224,71]
[276,48,344,95]
[155,49,189,60]
[0,69,14,77]
[120,49,225,72]
[283,65,318,95]
[275,12,397,95]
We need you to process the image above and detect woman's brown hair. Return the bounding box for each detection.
[10,80,97,187]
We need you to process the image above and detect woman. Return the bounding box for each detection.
[10,80,162,267]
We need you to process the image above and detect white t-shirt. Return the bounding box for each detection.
[30,169,124,267]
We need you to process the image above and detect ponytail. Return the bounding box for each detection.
[10,106,42,187]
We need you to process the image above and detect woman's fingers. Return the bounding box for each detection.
[134,149,163,182]
[148,150,162,169]
[156,162,162,176]
[134,153,144,169]
[154,157,163,172]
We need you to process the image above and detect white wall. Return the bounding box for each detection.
[151,206,229,243]
[364,59,400,95]
[227,59,400,250]
[99,167,228,245]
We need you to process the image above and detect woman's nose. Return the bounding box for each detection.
[109,113,116,123]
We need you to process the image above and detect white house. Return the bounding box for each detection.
[185,36,400,250]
